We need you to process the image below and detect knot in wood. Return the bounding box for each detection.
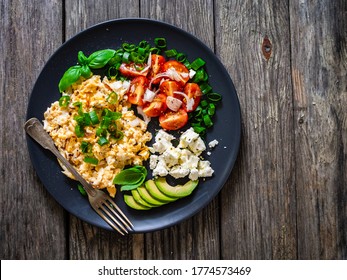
[262,36,272,60]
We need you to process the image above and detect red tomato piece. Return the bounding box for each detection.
[119,63,149,77]
[182,83,202,112]
[143,93,168,117]
[159,109,188,131]
[127,76,149,106]
[162,60,190,86]
[159,80,182,97]
[149,54,166,78]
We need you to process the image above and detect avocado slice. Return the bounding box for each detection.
[137,185,168,206]
[131,189,157,208]
[145,180,178,202]
[124,194,152,210]
[155,177,199,198]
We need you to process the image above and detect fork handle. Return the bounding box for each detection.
[24,118,96,196]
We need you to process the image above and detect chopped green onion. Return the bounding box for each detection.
[75,124,84,137]
[73,101,83,115]
[97,136,109,146]
[122,43,136,52]
[176,52,186,62]
[106,91,118,104]
[207,92,222,102]
[89,110,99,125]
[207,103,216,116]
[84,156,99,165]
[192,125,206,135]
[77,184,87,196]
[200,83,212,94]
[190,58,206,70]
[138,40,149,49]
[59,96,70,107]
[122,52,130,63]
[111,130,123,140]
[154,37,167,49]
[107,66,119,79]
[200,100,208,108]
[165,49,177,57]
[96,127,107,137]
[203,115,213,127]
[193,68,208,83]
[149,47,160,54]
[80,141,92,154]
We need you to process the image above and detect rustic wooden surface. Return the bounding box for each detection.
[1,0,346,260]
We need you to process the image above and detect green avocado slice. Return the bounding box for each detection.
[124,194,152,210]
[155,177,199,198]
[137,185,168,206]
[131,189,157,208]
[145,180,178,202]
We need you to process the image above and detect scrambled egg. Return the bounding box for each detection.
[43,75,152,197]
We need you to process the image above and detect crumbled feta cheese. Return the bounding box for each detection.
[208,139,219,148]
[149,128,214,180]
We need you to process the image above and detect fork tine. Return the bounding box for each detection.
[93,206,126,235]
[104,202,133,231]
[100,204,129,234]
[106,198,134,229]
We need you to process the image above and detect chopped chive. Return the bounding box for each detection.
[84,156,99,165]
[59,95,70,107]
[165,49,177,57]
[106,91,118,104]
[190,58,206,70]
[154,37,166,49]
[89,110,99,125]
[97,136,109,146]
[207,92,222,102]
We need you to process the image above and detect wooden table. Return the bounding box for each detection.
[1,0,346,260]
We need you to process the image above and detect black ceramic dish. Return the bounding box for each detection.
[26,18,241,233]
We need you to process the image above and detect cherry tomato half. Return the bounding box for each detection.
[149,54,166,78]
[127,76,149,106]
[159,109,188,131]
[119,63,149,77]
[159,80,182,97]
[143,93,168,117]
[182,83,202,112]
[162,60,190,86]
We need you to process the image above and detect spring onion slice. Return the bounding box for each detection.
[84,156,99,165]
[154,37,167,49]
[59,95,70,107]
[97,136,109,146]
[207,92,222,102]
[190,58,206,70]
[89,110,99,125]
[106,91,118,104]
[165,49,177,57]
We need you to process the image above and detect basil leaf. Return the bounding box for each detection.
[58,65,82,92]
[113,169,144,185]
[78,51,88,65]
[81,65,92,78]
[87,49,116,69]
[120,181,144,192]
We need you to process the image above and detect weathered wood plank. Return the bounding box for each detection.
[0,0,66,259]
[64,0,143,260]
[215,0,297,259]
[140,0,219,260]
[290,0,347,259]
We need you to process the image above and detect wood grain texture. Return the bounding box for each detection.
[140,0,220,260]
[290,0,347,259]
[215,0,297,259]
[1,0,346,260]
[0,0,66,259]
[65,0,142,260]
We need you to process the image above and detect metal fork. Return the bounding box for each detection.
[24,117,133,235]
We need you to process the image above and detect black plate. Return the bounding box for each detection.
[26,18,241,233]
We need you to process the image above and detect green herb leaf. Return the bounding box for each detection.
[120,181,144,192]
[113,169,144,185]
[58,65,82,92]
[87,49,116,69]
[81,65,92,78]
[77,51,88,65]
